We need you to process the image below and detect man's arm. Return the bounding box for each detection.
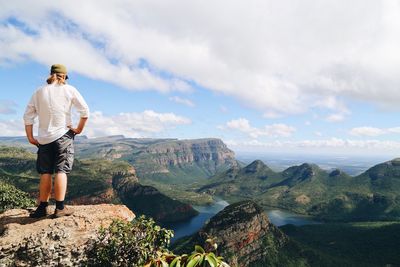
[69,87,89,135]
[25,124,39,146]
[68,117,88,134]
[23,94,39,146]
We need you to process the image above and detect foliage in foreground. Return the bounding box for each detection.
[0,181,35,213]
[85,216,230,267]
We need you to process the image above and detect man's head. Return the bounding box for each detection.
[50,64,69,80]
[47,64,68,85]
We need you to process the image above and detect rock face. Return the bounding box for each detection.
[113,173,198,223]
[0,137,239,182]
[174,200,289,267]
[132,138,238,181]
[0,204,134,266]
[144,139,236,167]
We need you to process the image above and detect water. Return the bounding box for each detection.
[265,209,319,227]
[168,200,318,242]
[166,199,229,242]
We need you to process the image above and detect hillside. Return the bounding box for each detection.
[199,159,400,221]
[281,221,400,266]
[0,146,197,223]
[0,136,238,183]
[172,200,341,267]
[0,136,238,204]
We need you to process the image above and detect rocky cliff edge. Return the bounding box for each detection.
[0,204,135,266]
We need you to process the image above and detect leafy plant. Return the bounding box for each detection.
[145,243,230,267]
[85,216,230,267]
[0,181,35,212]
[85,216,173,266]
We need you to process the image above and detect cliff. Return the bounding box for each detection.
[112,170,198,223]
[173,200,331,266]
[131,138,238,182]
[143,138,236,167]
[66,137,238,182]
[0,204,134,266]
[0,147,198,224]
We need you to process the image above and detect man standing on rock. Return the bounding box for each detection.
[23,64,89,218]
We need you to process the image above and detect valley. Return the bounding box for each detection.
[1,136,400,266]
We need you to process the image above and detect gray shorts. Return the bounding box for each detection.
[36,130,75,174]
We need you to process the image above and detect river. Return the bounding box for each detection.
[168,199,319,242]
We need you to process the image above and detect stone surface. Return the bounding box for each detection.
[144,138,236,167]
[0,204,135,266]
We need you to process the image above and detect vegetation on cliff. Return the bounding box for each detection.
[86,216,229,267]
[172,200,338,267]
[0,181,35,212]
[0,146,197,223]
[281,221,400,266]
[200,159,400,221]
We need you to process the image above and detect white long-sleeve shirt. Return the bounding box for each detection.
[23,83,90,145]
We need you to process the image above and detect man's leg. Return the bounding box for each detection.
[53,131,74,217]
[39,173,52,202]
[54,172,73,216]
[54,172,67,210]
[30,173,52,218]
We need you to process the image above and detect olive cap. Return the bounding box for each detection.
[50,64,68,79]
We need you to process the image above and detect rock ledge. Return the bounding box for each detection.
[0,204,135,266]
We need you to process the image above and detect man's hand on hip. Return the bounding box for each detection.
[68,126,82,135]
[29,137,40,146]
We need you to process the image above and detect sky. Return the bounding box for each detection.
[1,0,400,157]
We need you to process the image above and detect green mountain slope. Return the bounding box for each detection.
[200,159,400,221]
[0,146,197,223]
[281,221,400,267]
[0,137,239,205]
[172,200,343,267]
[0,136,239,184]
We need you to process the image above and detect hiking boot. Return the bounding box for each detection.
[53,206,74,218]
[29,206,49,218]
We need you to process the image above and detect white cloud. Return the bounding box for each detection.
[0,16,192,93]
[85,110,191,137]
[314,96,351,122]
[0,119,25,136]
[228,137,400,155]
[0,110,191,138]
[221,118,295,138]
[169,96,195,107]
[263,111,283,119]
[0,100,17,114]
[350,126,400,137]
[326,113,346,122]
[1,0,400,116]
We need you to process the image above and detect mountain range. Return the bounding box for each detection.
[1,136,400,266]
[0,146,197,223]
[199,159,400,221]
[2,135,400,222]
[0,136,239,206]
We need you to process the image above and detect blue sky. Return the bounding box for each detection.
[1,0,400,156]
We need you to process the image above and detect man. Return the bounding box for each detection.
[23,64,89,218]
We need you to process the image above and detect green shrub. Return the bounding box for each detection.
[146,243,230,267]
[85,216,173,266]
[0,181,35,212]
[85,216,230,267]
